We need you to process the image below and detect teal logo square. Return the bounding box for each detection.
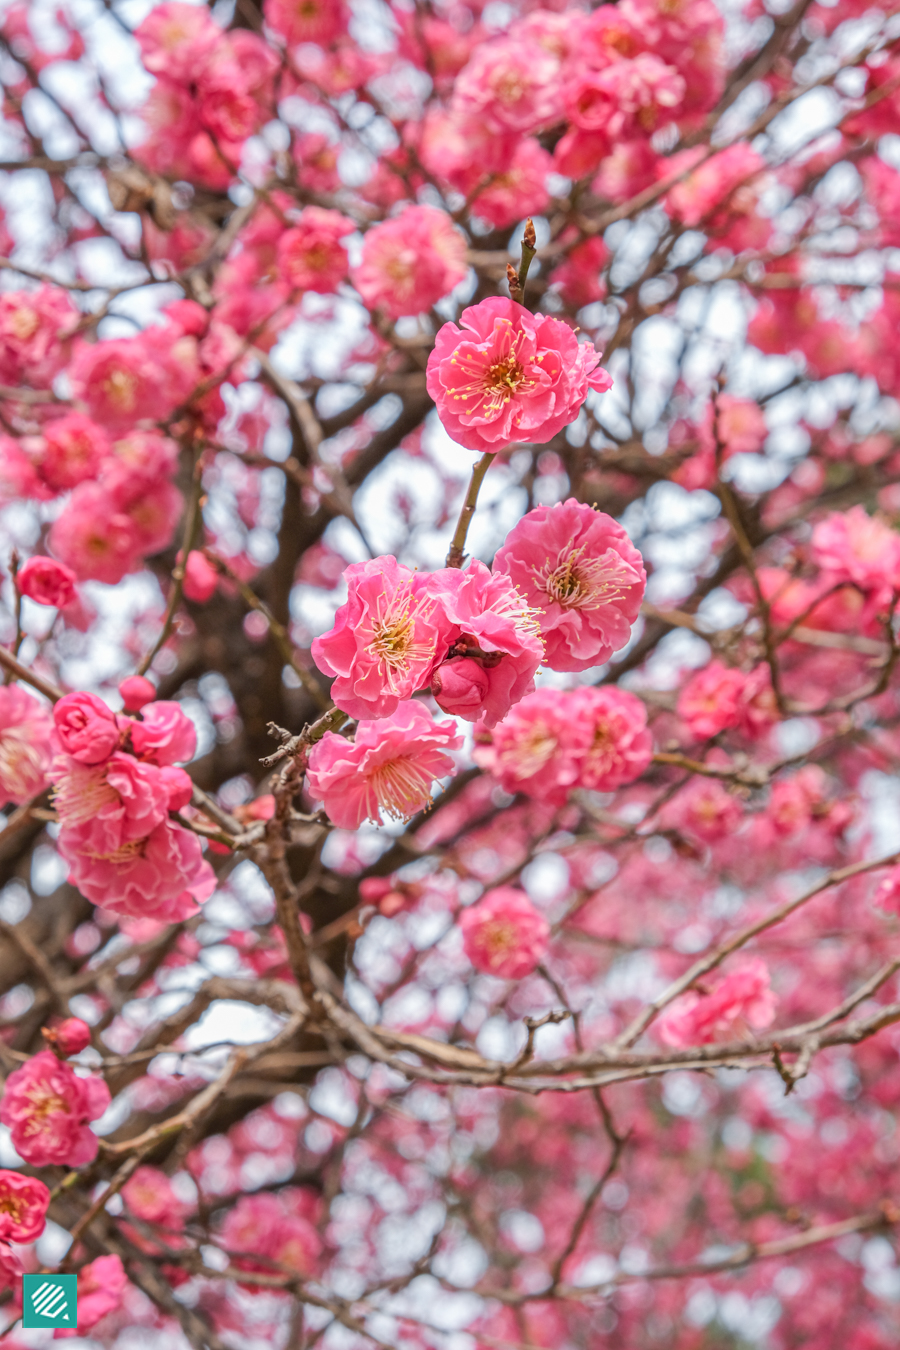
[22,1273,77,1329]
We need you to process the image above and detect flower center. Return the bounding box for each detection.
[9,307,39,341]
[367,587,435,690]
[22,1084,71,1131]
[104,368,138,411]
[494,71,527,106]
[0,731,44,800]
[501,723,558,780]
[481,919,519,966]
[82,839,145,865]
[486,354,526,400]
[536,545,638,611]
[366,756,433,821]
[53,764,119,828]
[0,1195,23,1220]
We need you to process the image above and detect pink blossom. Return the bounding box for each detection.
[69,333,194,433]
[873,865,900,912]
[715,395,768,455]
[0,286,76,388]
[60,817,216,921]
[56,1254,127,1339]
[656,959,777,1047]
[69,338,166,431]
[123,1165,188,1226]
[453,39,562,134]
[592,139,660,203]
[311,557,444,720]
[426,298,612,454]
[293,133,341,194]
[0,1170,49,1243]
[665,144,767,227]
[305,703,462,829]
[566,55,685,138]
[46,1017,92,1056]
[673,778,743,844]
[0,1049,110,1166]
[431,658,490,719]
[221,1191,322,1280]
[812,506,900,597]
[115,479,184,557]
[426,561,545,727]
[49,483,143,584]
[16,556,77,609]
[0,685,56,805]
[183,550,219,603]
[548,235,611,308]
[493,500,646,672]
[767,767,826,837]
[159,766,194,812]
[119,675,156,712]
[352,205,468,320]
[417,108,513,199]
[106,430,179,493]
[135,2,219,81]
[264,0,347,47]
[471,139,552,230]
[54,751,171,859]
[460,887,550,979]
[277,207,356,294]
[53,691,120,765]
[38,414,110,493]
[130,701,197,766]
[473,688,585,807]
[568,685,653,791]
[0,434,50,502]
[677,661,747,740]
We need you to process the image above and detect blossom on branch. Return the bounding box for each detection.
[305,703,462,829]
[0,1170,50,1244]
[426,298,612,454]
[0,1049,110,1166]
[493,499,646,671]
[311,557,444,721]
[655,958,777,1047]
[460,886,550,979]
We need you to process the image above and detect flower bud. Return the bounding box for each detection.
[45,1017,91,1056]
[431,658,490,718]
[119,674,156,712]
[182,550,219,604]
[54,691,120,765]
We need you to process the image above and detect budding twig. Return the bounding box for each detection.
[507,217,537,305]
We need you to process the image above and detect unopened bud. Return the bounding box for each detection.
[523,218,536,250]
[119,675,156,712]
[432,658,490,718]
[44,1017,91,1056]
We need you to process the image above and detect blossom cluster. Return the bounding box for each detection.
[307,497,645,827]
[51,688,215,922]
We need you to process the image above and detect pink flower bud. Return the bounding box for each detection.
[16,555,78,609]
[183,550,219,604]
[54,691,120,765]
[359,878,392,903]
[48,1017,92,1055]
[119,675,156,712]
[431,657,490,717]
